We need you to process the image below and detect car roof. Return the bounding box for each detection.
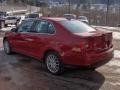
[41,17,67,22]
[23,17,73,22]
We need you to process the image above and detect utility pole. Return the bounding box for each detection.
[27,0,31,14]
[88,1,91,25]
[119,6,120,24]
[0,0,3,11]
[106,0,110,25]
[68,0,70,14]
[0,3,2,11]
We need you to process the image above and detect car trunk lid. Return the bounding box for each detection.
[74,30,113,53]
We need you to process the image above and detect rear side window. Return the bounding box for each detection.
[59,20,96,33]
[35,21,48,33]
[34,20,55,34]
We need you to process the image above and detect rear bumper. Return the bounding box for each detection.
[85,48,114,67]
[62,48,114,68]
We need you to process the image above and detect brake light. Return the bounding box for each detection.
[79,41,89,58]
[72,42,89,53]
[80,40,95,52]
[80,41,89,49]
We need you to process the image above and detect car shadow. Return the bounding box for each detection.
[17,54,105,90]
[0,51,105,90]
[44,69,105,90]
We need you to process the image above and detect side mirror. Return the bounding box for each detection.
[11,28,17,32]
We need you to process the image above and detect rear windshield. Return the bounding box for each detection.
[63,14,76,19]
[29,14,39,18]
[78,16,87,20]
[59,20,95,33]
[7,17,17,19]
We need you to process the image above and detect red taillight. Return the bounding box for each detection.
[80,41,89,49]
[80,40,94,52]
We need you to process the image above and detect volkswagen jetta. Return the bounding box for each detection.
[3,18,114,74]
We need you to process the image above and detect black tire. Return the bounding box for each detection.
[5,24,8,27]
[3,40,12,54]
[88,67,96,71]
[45,52,64,75]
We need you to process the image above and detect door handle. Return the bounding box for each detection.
[25,38,34,41]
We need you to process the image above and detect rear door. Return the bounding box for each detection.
[27,20,56,58]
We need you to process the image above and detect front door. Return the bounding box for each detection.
[12,19,35,54]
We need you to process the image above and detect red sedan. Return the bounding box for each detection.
[3,18,114,74]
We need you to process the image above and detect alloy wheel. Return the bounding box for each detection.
[45,52,63,74]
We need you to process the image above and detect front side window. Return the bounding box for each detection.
[17,20,34,32]
[59,20,96,33]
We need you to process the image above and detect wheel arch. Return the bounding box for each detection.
[42,49,61,63]
[3,37,11,47]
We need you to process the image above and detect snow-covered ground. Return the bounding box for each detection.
[93,26,120,40]
[107,59,120,67]
[114,50,120,59]
[94,26,120,32]
[113,32,120,40]
[0,25,15,32]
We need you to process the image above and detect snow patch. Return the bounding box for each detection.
[113,69,120,74]
[109,82,120,86]
[107,60,120,67]
[114,50,120,58]
[102,26,116,30]
[0,38,3,40]
[1,27,11,31]
[113,32,120,40]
